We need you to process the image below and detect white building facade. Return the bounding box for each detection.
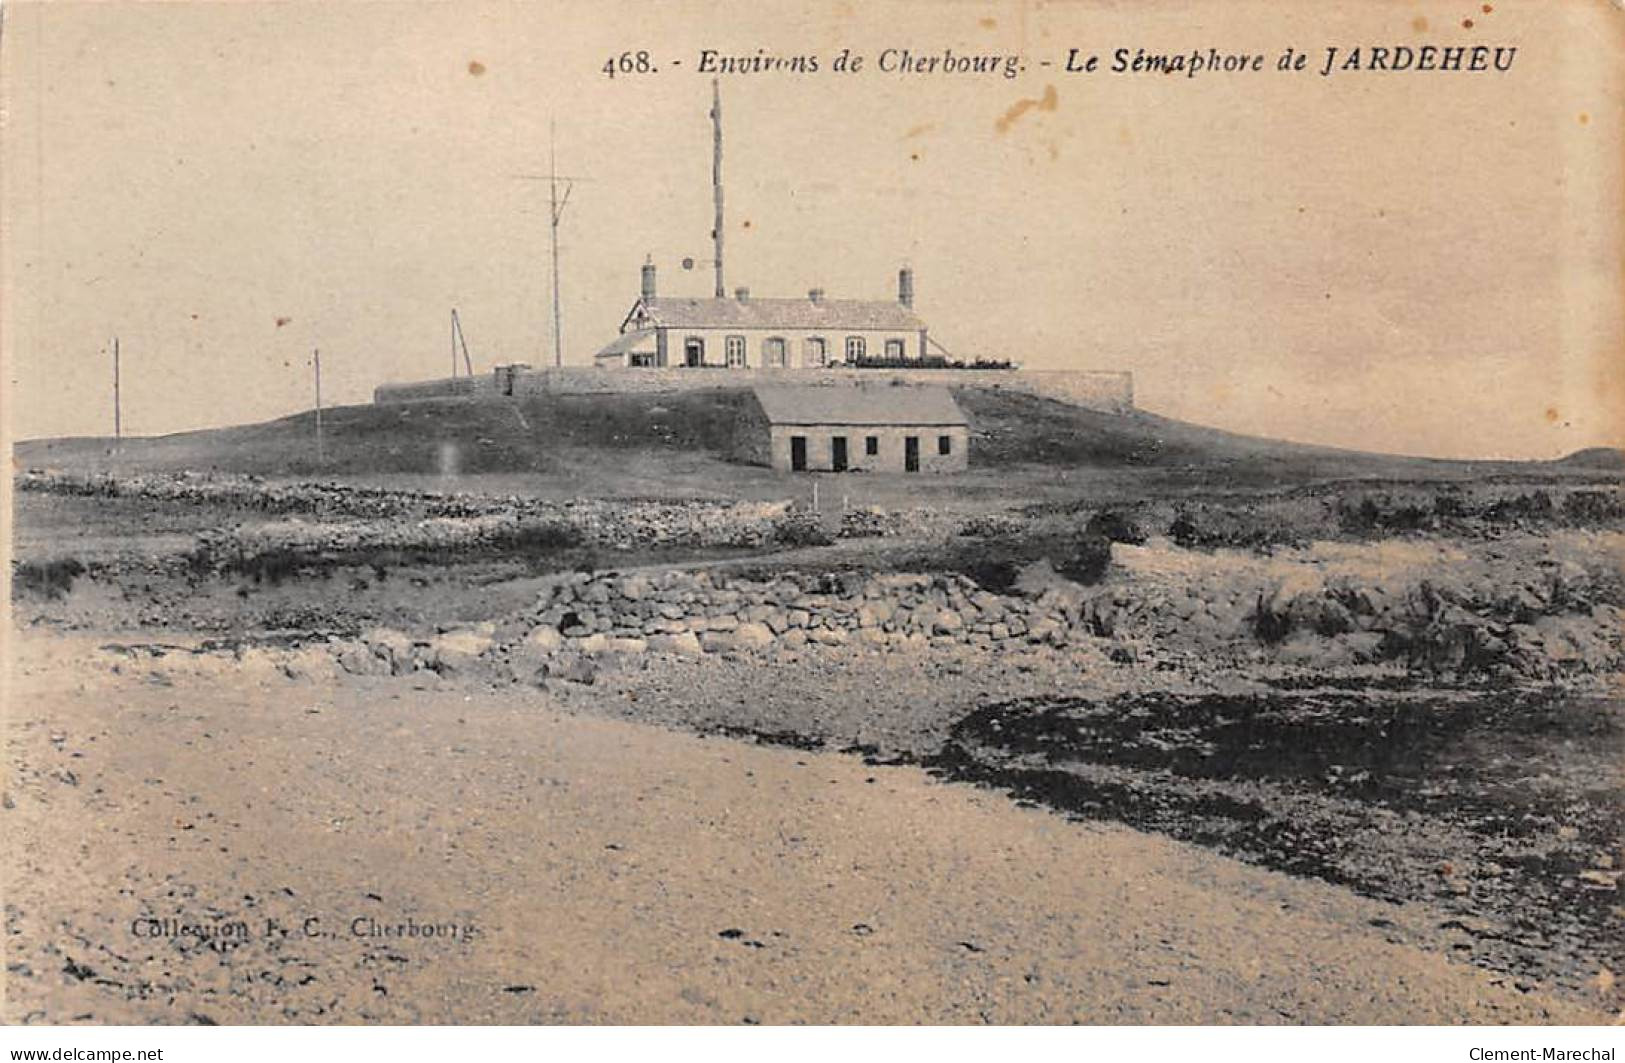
[595,265,929,370]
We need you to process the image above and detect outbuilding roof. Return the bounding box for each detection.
[636,296,924,332]
[751,384,966,427]
[594,329,658,360]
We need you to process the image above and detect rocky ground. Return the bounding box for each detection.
[8,475,1624,1024]
[2,633,1610,1025]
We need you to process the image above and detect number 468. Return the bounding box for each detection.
[603,51,655,77]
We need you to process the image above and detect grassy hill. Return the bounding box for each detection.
[15,388,1615,490]
[16,390,754,478]
[1555,446,1625,470]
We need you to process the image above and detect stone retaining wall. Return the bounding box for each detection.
[375,367,1134,413]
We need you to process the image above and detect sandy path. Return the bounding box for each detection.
[3,635,1605,1024]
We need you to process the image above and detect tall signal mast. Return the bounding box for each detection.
[710,78,725,299]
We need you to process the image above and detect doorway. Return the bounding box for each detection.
[684,337,704,367]
[790,436,808,472]
[831,436,848,472]
[904,436,919,473]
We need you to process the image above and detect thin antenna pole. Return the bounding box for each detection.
[112,336,121,443]
[510,143,584,366]
[313,348,324,465]
[452,308,473,376]
[548,121,564,368]
[710,78,725,299]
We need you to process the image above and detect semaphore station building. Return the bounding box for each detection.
[373,82,1136,441]
[595,261,930,370]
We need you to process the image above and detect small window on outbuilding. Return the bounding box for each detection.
[938,435,952,456]
[845,336,866,362]
[725,335,747,367]
[865,436,878,456]
[884,338,905,359]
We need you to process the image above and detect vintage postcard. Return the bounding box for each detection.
[2,0,1623,1038]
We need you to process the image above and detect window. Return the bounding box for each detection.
[845,336,866,363]
[938,435,953,456]
[725,335,747,367]
[884,338,905,359]
[804,337,827,367]
[865,436,878,456]
[630,353,655,368]
[762,337,786,367]
[683,337,705,367]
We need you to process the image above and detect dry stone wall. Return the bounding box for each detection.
[328,541,1625,686]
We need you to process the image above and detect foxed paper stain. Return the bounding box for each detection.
[994,84,1057,133]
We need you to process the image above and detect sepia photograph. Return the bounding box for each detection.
[2,0,1623,1042]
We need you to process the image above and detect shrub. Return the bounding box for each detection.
[1085,509,1145,545]
[1482,490,1554,525]
[1166,507,1300,550]
[1054,533,1113,586]
[955,512,1026,538]
[936,530,1049,592]
[773,510,833,548]
[12,558,85,600]
[1338,495,1435,535]
[1167,513,1202,548]
[1432,492,1467,519]
[1562,490,1625,525]
[492,520,584,552]
[1250,591,1294,644]
[838,506,898,540]
[224,547,305,587]
[952,549,1026,593]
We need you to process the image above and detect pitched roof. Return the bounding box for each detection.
[594,329,658,359]
[637,296,924,332]
[751,384,966,427]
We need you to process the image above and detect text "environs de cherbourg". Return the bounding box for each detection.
[684,43,1517,81]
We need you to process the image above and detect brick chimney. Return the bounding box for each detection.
[734,286,750,302]
[808,288,825,304]
[641,257,657,301]
[898,267,914,309]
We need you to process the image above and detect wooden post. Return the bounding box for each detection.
[112,336,121,444]
[313,348,324,465]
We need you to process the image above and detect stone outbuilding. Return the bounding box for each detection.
[736,383,969,473]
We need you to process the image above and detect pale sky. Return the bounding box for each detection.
[3,0,1622,459]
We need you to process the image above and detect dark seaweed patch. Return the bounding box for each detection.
[928,689,1623,992]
